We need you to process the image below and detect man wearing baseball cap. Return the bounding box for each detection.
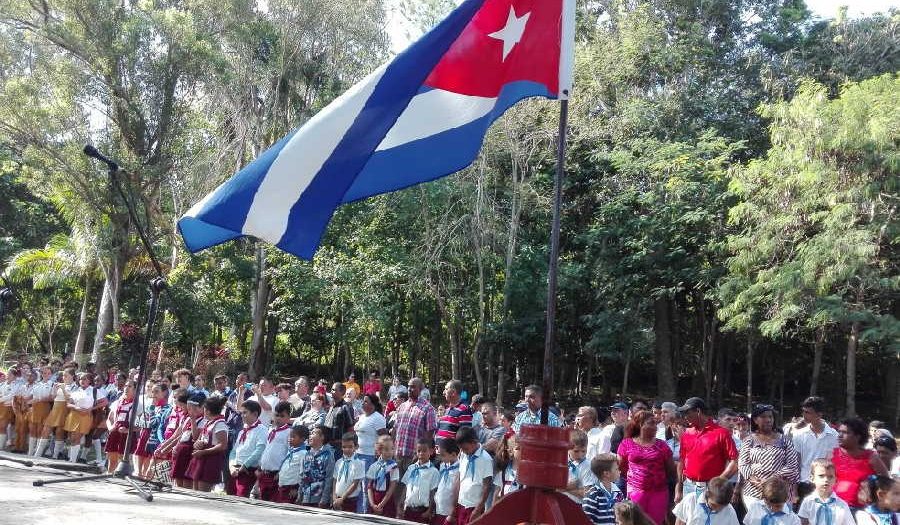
[674,397,738,504]
[607,402,630,455]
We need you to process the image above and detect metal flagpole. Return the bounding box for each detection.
[541,95,569,426]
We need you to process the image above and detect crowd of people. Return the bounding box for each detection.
[0,355,898,525]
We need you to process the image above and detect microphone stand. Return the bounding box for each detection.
[32,278,166,501]
[32,146,178,502]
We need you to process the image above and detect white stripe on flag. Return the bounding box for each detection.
[376,89,496,151]
[241,64,388,244]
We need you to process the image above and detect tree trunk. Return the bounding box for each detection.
[496,343,506,407]
[845,321,859,417]
[263,314,278,375]
[90,251,126,366]
[653,297,677,399]
[72,275,92,365]
[810,327,825,396]
[248,245,271,381]
[622,348,631,397]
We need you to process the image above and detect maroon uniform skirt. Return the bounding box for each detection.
[257,470,279,501]
[170,440,194,480]
[276,484,299,504]
[455,504,476,525]
[104,427,135,454]
[339,497,358,512]
[234,467,257,497]
[431,515,449,525]
[404,507,432,523]
[369,489,397,517]
[134,428,152,458]
[186,450,226,484]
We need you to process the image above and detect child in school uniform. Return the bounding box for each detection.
[797,459,854,525]
[434,438,461,525]
[583,453,625,525]
[229,399,267,497]
[566,429,598,503]
[673,477,740,525]
[28,366,54,457]
[104,380,136,473]
[41,368,74,459]
[332,431,365,512]
[157,391,205,488]
[494,433,522,502]
[186,395,229,492]
[276,425,309,504]
[401,437,440,523]
[257,401,293,501]
[743,478,801,525]
[367,434,400,517]
[62,372,95,463]
[455,426,495,524]
[300,426,335,507]
[854,475,899,525]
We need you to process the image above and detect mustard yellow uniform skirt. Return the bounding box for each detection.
[44,401,68,428]
[29,401,52,427]
[64,409,93,434]
[0,405,13,428]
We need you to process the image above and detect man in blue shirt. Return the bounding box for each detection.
[512,384,561,432]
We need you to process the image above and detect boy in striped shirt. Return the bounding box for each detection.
[582,453,624,525]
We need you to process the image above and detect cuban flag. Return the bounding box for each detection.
[179,0,575,259]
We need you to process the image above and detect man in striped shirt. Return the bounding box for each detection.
[435,379,473,446]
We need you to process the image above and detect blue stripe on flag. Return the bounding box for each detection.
[342,80,553,203]
[274,0,487,258]
[177,129,298,252]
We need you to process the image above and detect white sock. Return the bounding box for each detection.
[68,445,81,463]
[53,439,65,458]
[35,438,49,458]
[93,440,103,463]
[0,434,7,450]
[28,437,37,456]
[80,441,90,460]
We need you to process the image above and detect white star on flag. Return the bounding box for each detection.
[488,6,531,61]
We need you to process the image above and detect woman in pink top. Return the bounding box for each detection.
[618,410,676,525]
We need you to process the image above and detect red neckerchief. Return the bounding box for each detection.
[202,415,225,438]
[239,420,261,443]
[267,423,291,443]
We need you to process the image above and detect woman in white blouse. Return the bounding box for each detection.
[27,366,54,456]
[354,393,387,512]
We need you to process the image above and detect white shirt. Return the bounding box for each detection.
[797,493,854,525]
[69,386,95,411]
[402,461,440,508]
[366,458,400,491]
[458,446,494,508]
[52,383,67,402]
[354,411,386,456]
[259,424,292,471]
[743,502,801,525]
[586,427,604,461]
[673,492,740,525]
[0,381,21,406]
[31,380,53,402]
[278,447,307,487]
[230,421,268,468]
[791,423,839,482]
[436,461,460,516]
[597,424,615,454]
[493,464,521,496]
[567,457,598,503]
[333,455,365,498]
[855,508,900,525]
[420,387,431,402]
[248,393,278,426]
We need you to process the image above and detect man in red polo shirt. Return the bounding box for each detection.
[674,397,738,503]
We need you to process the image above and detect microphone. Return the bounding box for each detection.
[83,144,119,171]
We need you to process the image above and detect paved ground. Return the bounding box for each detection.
[0,457,407,525]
